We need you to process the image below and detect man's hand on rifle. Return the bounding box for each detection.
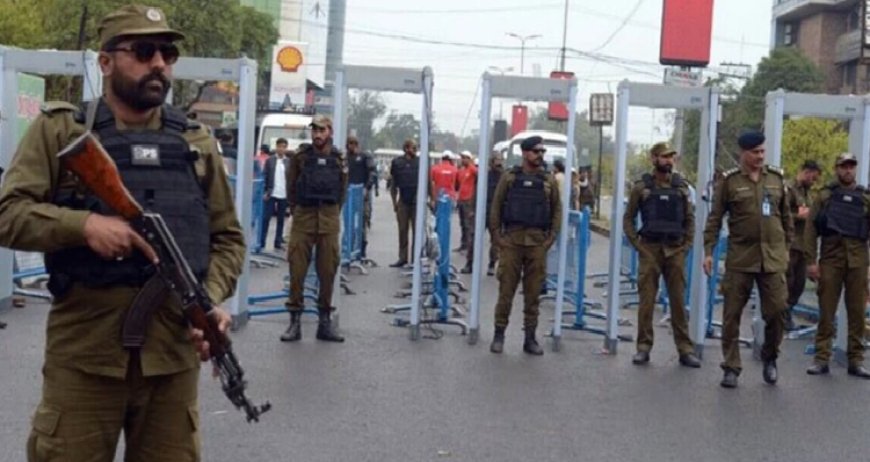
[188,307,232,362]
[84,214,158,263]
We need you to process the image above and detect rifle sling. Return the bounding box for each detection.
[122,274,169,349]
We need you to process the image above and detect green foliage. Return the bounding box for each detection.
[348,91,387,150]
[781,118,847,183]
[374,112,421,150]
[679,47,828,174]
[0,0,277,106]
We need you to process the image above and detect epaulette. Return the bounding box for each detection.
[722,168,740,178]
[765,165,784,177]
[39,101,78,116]
[186,119,202,130]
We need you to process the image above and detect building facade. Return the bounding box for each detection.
[771,0,867,94]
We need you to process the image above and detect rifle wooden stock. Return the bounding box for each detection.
[57,131,143,220]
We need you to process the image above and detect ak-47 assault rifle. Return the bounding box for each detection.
[58,131,271,423]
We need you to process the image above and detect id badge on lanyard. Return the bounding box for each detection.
[762,192,772,217]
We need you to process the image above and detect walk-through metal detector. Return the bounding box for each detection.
[764,89,870,366]
[467,73,578,347]
[0,47,102,311]
[172,56,258,327]
[606,81,719,355]
[332,65,434,340]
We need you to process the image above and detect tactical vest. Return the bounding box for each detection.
[296,146,343,206]
[392,156,419,204]
[348,152,370,185]
[45,100,210,294]
[487,167,503,207]
[638,173,687,242]
[818,184,869,240]
[501,167,551,230]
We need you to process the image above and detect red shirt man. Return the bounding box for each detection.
[456,151,478,202]
[430,151,459,200]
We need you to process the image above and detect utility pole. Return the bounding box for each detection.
[559,0,569,71]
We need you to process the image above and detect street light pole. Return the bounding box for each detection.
[560,0,569,71]
[506,33,541,75]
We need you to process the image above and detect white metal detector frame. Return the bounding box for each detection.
[172,56,258,327]
[607,81,719,356]
[765,89,870,366]
[332,65,434,340]
[0,47,102,311]
[467,73,578,349]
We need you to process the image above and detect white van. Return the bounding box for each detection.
[504,130,569,170]
[257,112,314,153]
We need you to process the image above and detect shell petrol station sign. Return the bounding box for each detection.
[269,41,309,110]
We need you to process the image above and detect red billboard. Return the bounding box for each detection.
[548,71,574,121]
[660,0,714,67]
[511,105,528,137]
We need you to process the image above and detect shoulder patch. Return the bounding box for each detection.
[765,165,784,177]
[40,101,78,116]
[722,168,740,178]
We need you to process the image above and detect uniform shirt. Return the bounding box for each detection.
[286,144,348,235]
[787,178,811,252]
[703,165,793,273]
[272,155,287,199]
[489,167,562,247]
[0,102,246,379]
[430,160,458,200]
[804,182,870,269]
[623,171,695,258]
[457,163,478,202]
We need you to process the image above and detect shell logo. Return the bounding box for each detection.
[276,46,303,72]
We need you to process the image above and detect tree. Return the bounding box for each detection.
[374,112,421,149]
[781,118,847,183]
[348,91,387,150]
[679,47,827,177]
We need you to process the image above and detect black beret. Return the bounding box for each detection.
[801,160,821,171]
[737,132,765,150]
[520,136,544,151]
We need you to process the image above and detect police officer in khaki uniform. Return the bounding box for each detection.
[0,5,245,460]
[281,115,347,343]
[784,160,820,330]
[623,142,701,368]
[703,132,793,388]
[489,136,562,355]
[389,139,420,267]
[804,153,870,378]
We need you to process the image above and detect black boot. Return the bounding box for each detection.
[316,309,345,342]
[763,360,778,385]
[783,309,796,331]
[523,328,544,356]
[490,327,505,354]
[280,311,302,342]
[486,261,496,276]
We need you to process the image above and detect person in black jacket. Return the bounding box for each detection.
[260,138,291,250]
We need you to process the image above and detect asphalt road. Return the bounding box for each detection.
[1,188,868,462]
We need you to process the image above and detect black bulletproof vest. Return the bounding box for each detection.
[46,101,210,293]
[296,146,342,206]
[638,173,687,242]
[820,185,868,239]
[487,166,503,207]
[392,156,419,204]
[348,152,371,185]
[501,168,551,230]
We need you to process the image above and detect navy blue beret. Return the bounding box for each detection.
[521,136,544,151]
[738,132,765,150]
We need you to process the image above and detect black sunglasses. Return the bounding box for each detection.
[531,148,547,154]
[107,42,180,65]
